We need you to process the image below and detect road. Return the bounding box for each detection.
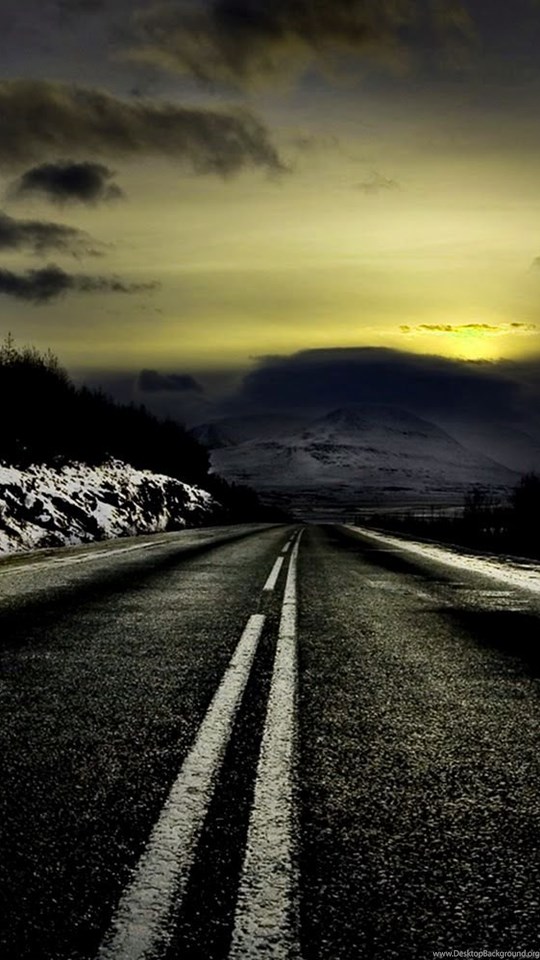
[0,523,539,960]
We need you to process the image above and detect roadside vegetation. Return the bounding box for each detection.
[361,474,540,561]
[0,336,287,523]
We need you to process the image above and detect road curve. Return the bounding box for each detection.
[0,523,538,960]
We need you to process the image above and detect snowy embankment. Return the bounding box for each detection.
[0,459,219,554]
[348,525,540,595]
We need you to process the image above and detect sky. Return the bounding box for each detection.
[3,0,540,425]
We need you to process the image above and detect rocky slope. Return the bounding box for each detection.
[0,459,218,554]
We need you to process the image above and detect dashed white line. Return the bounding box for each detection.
[281,536,295,557]
[264,555,285,592]
[96,612,266,960]
[229,531,303,960]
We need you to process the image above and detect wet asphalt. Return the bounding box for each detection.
[0,523,539,960]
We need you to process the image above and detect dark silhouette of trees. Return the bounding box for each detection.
[0,336,288,521]
[205,473,291,523]
[362,472,540,560]
[510,473,540,550]
[0,336,209,483]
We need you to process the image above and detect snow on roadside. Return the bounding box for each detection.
[347,525,540,596]
[0,459,218,554]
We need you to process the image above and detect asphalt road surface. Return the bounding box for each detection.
[0,523,539,960]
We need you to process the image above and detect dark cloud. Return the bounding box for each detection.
[354,171,400,194]
[289,134,341,153]
[138,369,203,392]
[234,347,522,420]
[12,161,124,206]
[0,80,284,174]
[56,0,105,13]
[0,211,101,256]
[0,264,158,304]
[418,323,500,331]
[130,0,474,86]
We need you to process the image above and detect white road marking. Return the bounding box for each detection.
[263,555,285,592]
[229,532,303,960]
[0,525,269,577]
[0,538,173,576]
[96,612,267,960]
[281,533,297,554]
[49,540,172,565]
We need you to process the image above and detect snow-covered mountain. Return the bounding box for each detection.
[191,413,307,449]
[0,459,218,554]
[435,418,540,475]
[196,404,517,518]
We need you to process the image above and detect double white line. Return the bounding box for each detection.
[97,530,303,960]
[230,533,302,958]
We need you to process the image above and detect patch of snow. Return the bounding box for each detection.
[0,459,218,555]
[348,525,540,596]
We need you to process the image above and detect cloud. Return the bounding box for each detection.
[419,323,500,332]
[12,161,124,206]
[401,322,538,335]
[56,0,105,13]
[0,264,158,303]
[354,171,400,194]
[0,211,102,256]
[0,80,284,174]
[129,0,474,86]
[138,369,203,392]
[232,347,522,420]
[289,133,341,153]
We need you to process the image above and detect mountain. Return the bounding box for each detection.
[435,418,540,475]
[194,404,517,519]
[191,413,307,449]
[0,459,218,554]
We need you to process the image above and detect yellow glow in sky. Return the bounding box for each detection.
[4,99,540,372]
